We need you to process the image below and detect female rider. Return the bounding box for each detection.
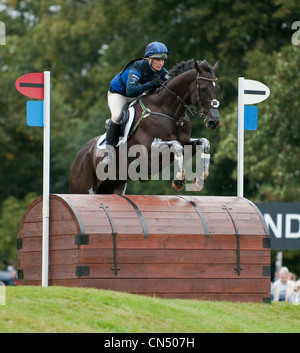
[101,41,170,165]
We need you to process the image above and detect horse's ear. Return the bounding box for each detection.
[213,61,219,73]
[194,60,202,74]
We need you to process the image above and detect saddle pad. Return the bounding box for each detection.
[97,106,135,150]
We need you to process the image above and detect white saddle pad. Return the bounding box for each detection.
[97,106,135,150]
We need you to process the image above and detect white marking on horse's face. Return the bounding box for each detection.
[213,81,216,87]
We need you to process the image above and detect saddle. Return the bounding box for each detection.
[116,104,131,137]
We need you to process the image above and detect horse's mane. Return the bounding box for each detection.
[169,59,213,78]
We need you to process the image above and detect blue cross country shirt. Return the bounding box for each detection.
[109,58,168,97]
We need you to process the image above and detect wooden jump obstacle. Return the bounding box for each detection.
[17,194,271,303]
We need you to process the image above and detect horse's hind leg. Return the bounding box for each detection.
[69,138,100,194]
[69,160,98,194]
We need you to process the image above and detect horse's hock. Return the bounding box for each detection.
[17,194,271,303]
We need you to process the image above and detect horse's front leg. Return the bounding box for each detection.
[185,138,210,191]
[151,138,185,191]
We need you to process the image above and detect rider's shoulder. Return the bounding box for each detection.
[131,58,147,69]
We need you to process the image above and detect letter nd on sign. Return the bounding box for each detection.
[256,203,300,250]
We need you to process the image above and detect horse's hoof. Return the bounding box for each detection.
[191,177,204,191]
[172,179,185,192]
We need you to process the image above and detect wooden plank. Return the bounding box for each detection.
[49,220,80,236]
[79,248,270,265]
[17,237,42,252]
[83,233,268,250]
[18,250,79,267]
[18,279,41,286]
[21,204,42,223]
[19,264,77,281]
[81,216,266,236]
[18,256,269,281]
[20,218,265,237]
[20,219,79,237]
[18,233,268,252]
[18,252,42,267]
[77,263,269,279]
[23,199,74,223]
[18,266,42,281]
[18,222,43,237]
[18,234,78,252]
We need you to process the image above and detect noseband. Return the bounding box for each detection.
[195,74,220,118]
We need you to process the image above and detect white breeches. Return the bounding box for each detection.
[107,91,137,123]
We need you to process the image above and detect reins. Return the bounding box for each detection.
[159,82,200,121]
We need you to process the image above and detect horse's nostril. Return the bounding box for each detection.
[207,119,219,129]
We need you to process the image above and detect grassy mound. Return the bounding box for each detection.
[0,286,299,333]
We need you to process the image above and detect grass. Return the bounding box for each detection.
[0,286,299,333]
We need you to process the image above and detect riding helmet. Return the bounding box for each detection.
[145,41,169,59]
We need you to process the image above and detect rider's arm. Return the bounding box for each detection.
[126,69,152,97]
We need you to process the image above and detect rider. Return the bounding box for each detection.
[101,41,170,165]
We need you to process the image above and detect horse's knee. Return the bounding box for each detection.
[200,138,210,153]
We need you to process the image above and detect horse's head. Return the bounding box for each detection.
[191,60,220,130]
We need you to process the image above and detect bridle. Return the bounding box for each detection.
[160,73,220,121]
[191,73,220,118]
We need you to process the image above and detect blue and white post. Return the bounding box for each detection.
[237,77,245,198]
[42,71,51,287]
[237,77,270,199]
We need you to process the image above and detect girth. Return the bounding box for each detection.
[129,99,187,140]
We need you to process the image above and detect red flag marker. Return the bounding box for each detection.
[15,73,44,99]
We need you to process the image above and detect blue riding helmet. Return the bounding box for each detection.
[145,41,169,59]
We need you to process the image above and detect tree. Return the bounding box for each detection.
[0,192,37,267]
[0,0,300,201]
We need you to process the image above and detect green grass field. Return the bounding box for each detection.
[0,286,299,333]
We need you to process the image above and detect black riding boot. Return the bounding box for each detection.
[101,120,121,165]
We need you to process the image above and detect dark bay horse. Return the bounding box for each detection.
[69,59,220,194]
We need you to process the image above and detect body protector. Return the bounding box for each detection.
[109,58,169,97]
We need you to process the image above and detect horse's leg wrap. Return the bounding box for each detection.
[186,138,210,191]
[151,139,185,191]
[191,152,210,191]
[188,137,210,153]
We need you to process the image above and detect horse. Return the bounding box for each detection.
[69,59,220,194]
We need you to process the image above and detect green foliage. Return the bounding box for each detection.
[245,46,300,201]
[0,192,37,267]
[216,45,300,201]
